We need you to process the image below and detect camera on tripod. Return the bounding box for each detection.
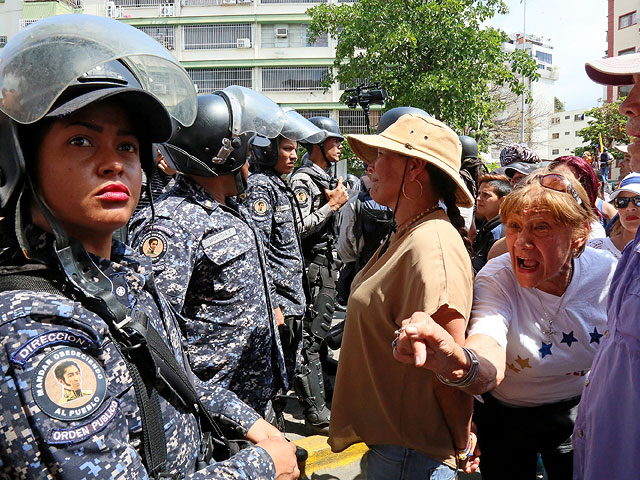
[344,83,387,111]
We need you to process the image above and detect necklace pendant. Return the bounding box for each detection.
[543,328,556,337]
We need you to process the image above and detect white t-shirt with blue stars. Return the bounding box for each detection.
[468,247,618,407]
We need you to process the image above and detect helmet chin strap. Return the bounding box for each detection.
[17,177,128,325]
[234,169,247,200]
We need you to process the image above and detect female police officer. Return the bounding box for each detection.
[0,15,297,479]
[246,111,324,425]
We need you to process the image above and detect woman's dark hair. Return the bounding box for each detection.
[425,162,472,256]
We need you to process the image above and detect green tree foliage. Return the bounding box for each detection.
[307,0,539,148]
[576,98,630,159]
[554,97,565,113]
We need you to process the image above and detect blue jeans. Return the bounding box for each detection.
[601,165,610,183]
[366,444,457,480]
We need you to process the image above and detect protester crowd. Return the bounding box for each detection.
[0,13,639,480]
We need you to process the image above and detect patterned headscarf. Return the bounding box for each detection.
[499,144,541,167]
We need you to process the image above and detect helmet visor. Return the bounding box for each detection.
[281,110,325,143]
[222,85,286,138]
[0,14,197,126]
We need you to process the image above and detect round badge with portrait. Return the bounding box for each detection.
[32,347,107,421]
[253,199,269,216]
[138,231,169,262]
[295,188,309,205]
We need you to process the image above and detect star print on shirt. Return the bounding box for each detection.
[539,342,552,358]
[561,331,578,347]
[515,355,531,369]
[589,327,604,344]
[507,362,520,373]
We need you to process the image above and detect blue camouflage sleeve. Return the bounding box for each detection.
[131,218,200,313]
[195,375,262,437]
[245,182,275,245]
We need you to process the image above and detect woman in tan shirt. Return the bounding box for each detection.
[328,113,477,479]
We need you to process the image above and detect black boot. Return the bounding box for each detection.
[293,362,331,435]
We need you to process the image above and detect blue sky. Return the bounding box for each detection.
[490,0,608,111]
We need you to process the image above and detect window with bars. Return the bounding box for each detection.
[260,0,326,4]
[136,26,175,50]
[186,68,252,93]
[262,67,329,91]
[19,19,38,30]
[182,24,252,50]
[0,36,6,48]
[183,0,252,5]
[113,0,165,6]
[261,24,328,48]
[339,110,379,134]
[619,11,637,29]
[298,110,330,119]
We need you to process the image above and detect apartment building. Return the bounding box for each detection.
[605,0,639,102]
[0,0,374,141]
[547,108,592,158]
[491,33,559,161]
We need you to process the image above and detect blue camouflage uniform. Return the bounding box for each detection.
[0,226,275,479]
[130,175,287,417]
[245,167,306,381]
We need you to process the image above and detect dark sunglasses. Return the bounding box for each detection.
[613,196,640,209]
[537,173,582,206]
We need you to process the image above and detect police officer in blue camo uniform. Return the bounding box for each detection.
[288,117,349,433]
[0,15,298,479]
[246,111,325,387]
[130,88,288,420]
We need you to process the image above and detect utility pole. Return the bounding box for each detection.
[520,0,527,144]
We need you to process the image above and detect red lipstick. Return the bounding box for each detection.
[96,183,130,202]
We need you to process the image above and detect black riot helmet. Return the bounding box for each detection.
[376,107,432,134]
[250,109,324,168]
[0,14,196,212]
[299,116,344,152]
[161,94,246,177]
[161,86,287,194]
[459,135,479,160]
[0,15,194,333]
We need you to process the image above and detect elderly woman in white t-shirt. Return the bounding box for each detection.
[393,170,618,479]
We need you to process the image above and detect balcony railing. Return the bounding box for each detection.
[24,0,82,8]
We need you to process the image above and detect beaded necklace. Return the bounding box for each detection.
[377,204,441,260]
[394,204,441,238]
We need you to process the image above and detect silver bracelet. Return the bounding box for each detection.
[437,347,479,388]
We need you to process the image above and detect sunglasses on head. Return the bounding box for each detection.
[613,195,640,209]
[536,173,582,206]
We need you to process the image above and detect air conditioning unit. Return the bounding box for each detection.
[159,3,175,16]
[275,26,288,38]
[222,0,236,4]
[236,0,253,4]
[105,1,123,18]
[237,38,251,48]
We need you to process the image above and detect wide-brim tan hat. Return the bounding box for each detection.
[347,114,474,207]
[615,144,628,154]
[585,53,640,86]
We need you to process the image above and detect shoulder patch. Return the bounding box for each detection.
[11,330,97,368]
[48,398,119,445]
[138,231,169,261]
[253,198,269,216]
[295,188,309,205]
[32,347,107,421]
